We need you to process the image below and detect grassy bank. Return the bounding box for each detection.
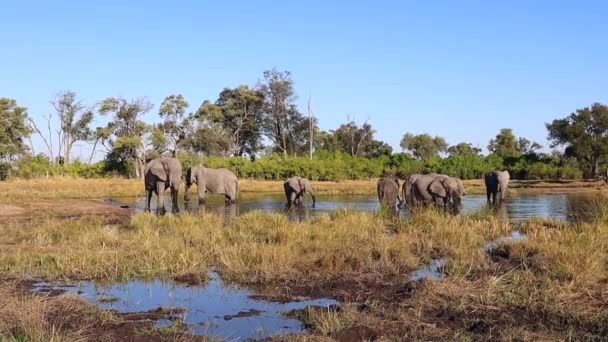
[2,208,608,339]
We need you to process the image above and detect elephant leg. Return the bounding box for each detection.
[224,194,231,206]
[492,191,497,205]
[486,189,491,204]
[197,188,207,206]
[145,189,153,213]
[288,191,298,208]
[172,187,179,214]
[156,181,166,215]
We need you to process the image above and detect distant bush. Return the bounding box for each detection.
[3,150,590,181]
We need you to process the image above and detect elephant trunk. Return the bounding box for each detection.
[310,191,316,206]
[184,168,194,202]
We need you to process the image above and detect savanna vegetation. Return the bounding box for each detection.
[2,69,608,182]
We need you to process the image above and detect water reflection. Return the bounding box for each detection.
[108,192,601,222]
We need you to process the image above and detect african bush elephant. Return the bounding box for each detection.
[411,173,450,207]
[144,157,182,215]
[485,170,510,205]
[402,174,422,208]
[377,177,403,210]
[284,177,316,207]
[184,165,239,205]
[428,176,466,208]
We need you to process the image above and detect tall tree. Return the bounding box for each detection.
[194,85,264,156]
[52,91,94,164]
[333,119,375,157]
[488,128,521,158]
[97,97,153,178]
[518,137,542,156]
[258,69,308,155]
[158,94,189,156]
[400,133,448,160]
[0,98,31,162]
[447,142,481,156]
[546,103,608,177]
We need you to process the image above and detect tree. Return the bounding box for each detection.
[0,98,31,162]
[97,97,153,178]
[53,91,94,164]
[194,86,264,156]
[518,137,542,156]
[447,142,481,156]
[400,133,448,160]
[333,119,374,157]
[158,94,189,156]
[258,69,308,155]
[488,128,521,158]
[546,103,608,177]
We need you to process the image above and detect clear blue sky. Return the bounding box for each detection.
[2,1,607,160]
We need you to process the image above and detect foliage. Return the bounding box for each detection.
[400,133,448,160]
[193,86,264,157]
[0,98,31,162]
[13,154,107,178]
[97,97,153,177]
[258,69,313,155]
[157,94,189,156]
[547,103,608,177]
[53,90,94,164]
[488,128,521,159]
[447,142,481,156]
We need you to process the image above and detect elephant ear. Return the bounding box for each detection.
[150,160,168,181]
[429,179,447,198]
[297,178,304,192]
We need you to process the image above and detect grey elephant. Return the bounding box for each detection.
[402,173,424,207]
[428,176,466,208]
[377,177,403,211]
[284,177,316,207]
[184,165,239,205]
[410,173,450,207]
[485,170,510,205]
[144,157,183,215]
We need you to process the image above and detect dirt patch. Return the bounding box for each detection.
[223,309,263,321]
[333,325,379,342]
[0,199,134,222]
[173,272,206,286]
[0,204,25,216]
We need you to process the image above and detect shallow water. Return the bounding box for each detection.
[33,272,337,340]
[108,192,601,221]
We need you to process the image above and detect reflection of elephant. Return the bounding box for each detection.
[144,157,182,215]
[429,176,466,208]
[485,170,510,205]
[377,177,402,210]
[284,177,316,207]
[184,165,239,205]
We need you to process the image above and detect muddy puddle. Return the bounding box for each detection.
[32,272,337,340]
[106,192,602,222]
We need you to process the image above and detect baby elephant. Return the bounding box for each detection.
[184,165,239,205]
[284,176,316,207]
[377,177,403,211]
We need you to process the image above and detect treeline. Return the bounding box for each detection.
[0,69,607,180]
[10,149,581,181]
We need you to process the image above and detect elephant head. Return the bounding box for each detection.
[284,176,316,207]
[429,177,465,207]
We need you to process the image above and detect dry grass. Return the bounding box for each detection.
[0,281,113,342]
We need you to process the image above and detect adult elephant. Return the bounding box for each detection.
[411,173,449,207]
[485,170,510,205]
[377,177,403,211]
[402,174,422,208]
[284,177,316,207]
[428,176,466,208]
[184,165,239,205]
[144,157,182,215]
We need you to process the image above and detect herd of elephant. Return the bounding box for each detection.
[143,156,510,215]
[377,170,510,212]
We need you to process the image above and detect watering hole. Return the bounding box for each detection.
[32,272,338,340]
[106,192,602,221]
